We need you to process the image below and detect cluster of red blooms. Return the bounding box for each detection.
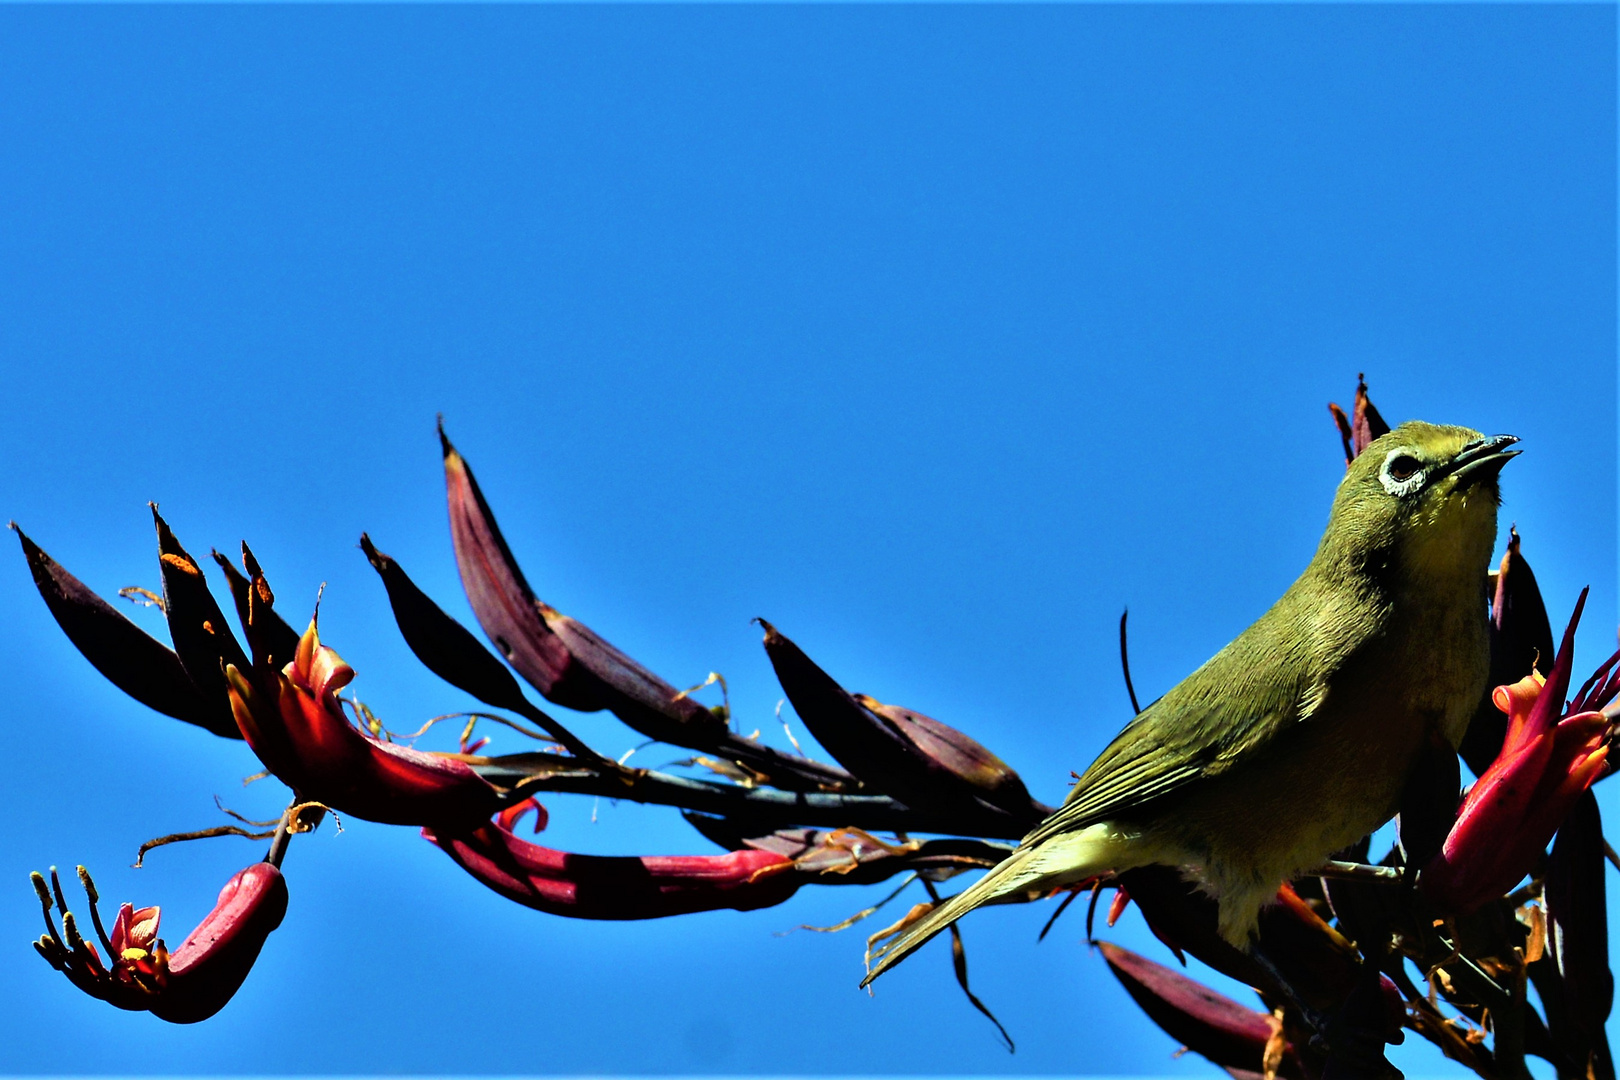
[16,380,1617,1080]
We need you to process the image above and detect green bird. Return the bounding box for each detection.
[863,421,1519,985]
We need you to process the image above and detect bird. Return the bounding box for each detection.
[863,421,1519,986]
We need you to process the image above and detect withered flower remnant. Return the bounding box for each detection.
[682,816,1010,886]
[31,862,287,1024]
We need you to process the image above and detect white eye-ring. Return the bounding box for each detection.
[1379,448,1426,497]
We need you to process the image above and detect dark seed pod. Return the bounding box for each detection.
[1460,527,1554,777]
[759,620,1038,833]
[211,544,300,674]
[151,508,251,719]
[441,423,724,744]
[1545,789,1614,1071]
[361,533,534,715]
[1099,940,1302,1077]
[1397,731,1461,886]
[14,524,234,738]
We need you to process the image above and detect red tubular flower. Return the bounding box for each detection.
[31,862,287,1024]
[424,801,800,919]
[226,619,502,828]
[1421,590,1612,915]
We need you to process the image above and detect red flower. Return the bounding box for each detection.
[31,862,287,1024]
[226,618,502,827]
[1421,591,1612,915]
[424,800,800,919]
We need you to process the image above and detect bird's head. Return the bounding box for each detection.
[1324,421,1519,586]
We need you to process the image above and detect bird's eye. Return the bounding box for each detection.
[1378,449,1427,496]
[1387,455,1420,481]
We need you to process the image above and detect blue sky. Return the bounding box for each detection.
[0,4,1614,1076]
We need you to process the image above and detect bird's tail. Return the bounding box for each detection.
[861,821,1126,988]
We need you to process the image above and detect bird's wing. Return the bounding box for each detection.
[1022,637,1313,848]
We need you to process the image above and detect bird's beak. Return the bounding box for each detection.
[1446,434,1520,489]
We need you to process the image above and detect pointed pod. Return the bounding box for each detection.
[13,525,233,737]
[759,620,1034,827]
[1098,940,1301,1077]
[424,800,799,919]
[211,544,301,674]
[758,620,906,791]
[1349,375,1390,457]
[1328,375,1391,467]
[226,620,503,828]
[360,533,532,714]
[152,508,252,718]
[1461,528,1556,775]
[440,425,724,745]
[1527,952,1616,1080]
[854,694,1045,821]
[1545,790,1613,1044]
[1493,528,1555,688]
[1396,731,1462,884]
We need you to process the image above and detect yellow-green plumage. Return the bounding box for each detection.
[863,421,1517,984]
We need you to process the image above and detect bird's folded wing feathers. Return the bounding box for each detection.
[1022,659,1309,848]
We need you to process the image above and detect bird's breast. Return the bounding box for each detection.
[1139,577,1489,931]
